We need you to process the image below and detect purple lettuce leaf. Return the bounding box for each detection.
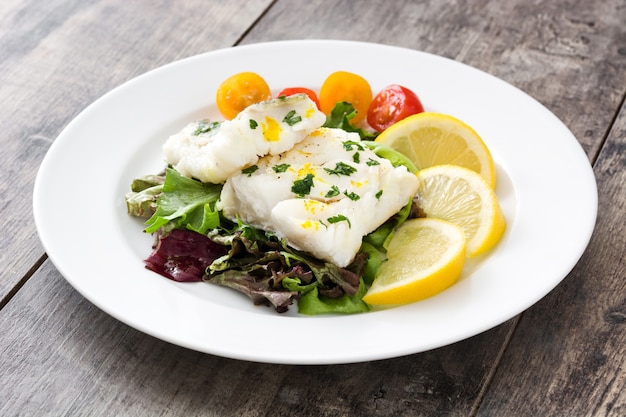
[145,229,228,282]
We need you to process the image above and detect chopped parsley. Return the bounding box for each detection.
[241,165,259,176]
[249,119,258,129]
[325,185,340,198]
[291,174,314,197]
[324,162,357,176]
[342,140,365,151]
[366,158,380,166]
[272,163,291,173]
[327,214,351,228]
[375,190,383,199]
[344,191,360,201]
[283,110,302,126]
[192,120,220,136]
[352,152,360,163]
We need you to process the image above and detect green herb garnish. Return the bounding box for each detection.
[249,119,258,129]
[342,140,365,151]
[344,191,360,201]
[324,162,357,176]
[192,120,220,136]
[283,110,302,126]
[325,185,340,198]
[241,165,259,176]
[291,174,314,197]
[327,214,351,228]
[272,163,290,173]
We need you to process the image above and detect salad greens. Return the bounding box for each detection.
[206,222,369,314]
[144,168,222,234]
[125,102,421,315]
[322,101,378,140]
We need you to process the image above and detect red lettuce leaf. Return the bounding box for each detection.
[145,229,228,282]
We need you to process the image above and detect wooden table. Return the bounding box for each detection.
[2,1,625,415]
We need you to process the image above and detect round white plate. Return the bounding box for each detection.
[33,40,597,364]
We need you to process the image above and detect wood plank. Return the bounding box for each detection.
[241,0,626,414]
[0,0,274,302]
[2,0,625,415]
[0,260,514,416]
[1,1,520,415]
[245,0,625,159]
[476,101,626,416]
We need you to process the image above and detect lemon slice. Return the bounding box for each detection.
[363,218,466,306]
[375,112,496,189]
[417,165,506,257]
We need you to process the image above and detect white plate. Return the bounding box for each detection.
[33,40,597,364]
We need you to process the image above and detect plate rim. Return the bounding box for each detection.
[33,39,598,364]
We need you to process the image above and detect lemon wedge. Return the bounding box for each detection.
[375,112,496,189]
[363,218,466,306]
[416,165,506,257]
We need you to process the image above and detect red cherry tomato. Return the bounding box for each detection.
[277,87,321,110]
[367,84,424,132]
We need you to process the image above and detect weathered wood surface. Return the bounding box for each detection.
[1,0,624,416]
[478,109,626,414]
[0,0,274,303]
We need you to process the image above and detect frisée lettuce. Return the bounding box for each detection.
[125,102,422,315]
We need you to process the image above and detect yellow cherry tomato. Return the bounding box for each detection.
[319,71,373,124]
[216,72,271,119]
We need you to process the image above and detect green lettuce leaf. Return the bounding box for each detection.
[205,223,368,314]
[296,278,370,315]
[363,197,414,249]
[125,173,166,218]
[359,242,384,286]
[144,168,222,234]
[322,102,378,140]
[125,185,163,218]
[363,141,418,173]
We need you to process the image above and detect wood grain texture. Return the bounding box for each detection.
[246,0,626,158]
[477,102,626,416]
[0,260,514,417]
[0,0,274,302]
[1,0,625,416]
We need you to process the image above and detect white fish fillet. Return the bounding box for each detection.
[163,94,325,183]
[218,127,420,267]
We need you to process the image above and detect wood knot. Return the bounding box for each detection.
[604,309,626,324]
